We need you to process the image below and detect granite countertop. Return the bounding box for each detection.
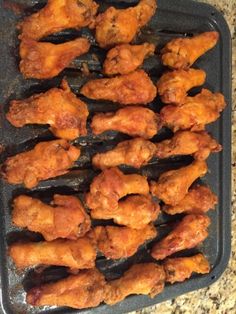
[132,1,236,313]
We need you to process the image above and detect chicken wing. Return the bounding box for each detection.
[161,31,219,69]
[91,107,161,139]
[104,263,165,305]
[7,80,89,140]
[161,89,226,132]
[9,234,96,269]
[91,195,160,229]
[151,214,210,260]
[86,167,149,212]
[103,43,155,75]
[94,224,157,259]
[20,38,90,79]
[163,254,210,284]
[81,70,157,105]
[26,268,106,309]
[163,185,218,215]
[2,140,80,189]
[95,0,157,48]
[150,160,207,205]
[19,0,98,41]
[12,194,91,241]
[92,138,157,169]
[157,69,206,105]
[155,131,222,160]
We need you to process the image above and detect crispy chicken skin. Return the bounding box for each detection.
[163,185,218,215]
[91,107,161,139]
[157,69,206,105]
[19,0,99,41]
[163,254,210,284]
[150,160,208,206]
[95,0,157,48]
[86,167,149,212]
[20,38,90,79]
[26,268,106,309]
[7,80,89,140]
[155,131,222,160]
[161,89,226,132]
[161,31,219,69]
[9,235,96,269]
[92,138,157,169]
[151,214,210,260]
[12,195,91,241]
[2,140,80,189]
[81,70,157,105]
[94,224,157,259]
[91,195,160,229]
[103,43,155,75]
[104,263,165,305]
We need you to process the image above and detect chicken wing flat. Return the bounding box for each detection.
[104,263,165,305]
[95,0,157,48]
[161,89,226,132]
[151,214,210,260]
[92,138,157,169]
[91,195,160,229]
[91,107,161,139]
[7,80,89,140]
[19,0,98,41]
[161,31,219,69]
[163,254,210,284]
[86,167,149,212]
[2,140,80,189]
[12,194,91,241]
[94,224,157,259]
[157,69,206,105]
[27,268,106,309]
[150,160,207,206]
[155,131,222,160]
[9,235,96,269]
[103,43,155,75]
[163,185,218,215]
[81,70,157,105]
[20,38,90,79]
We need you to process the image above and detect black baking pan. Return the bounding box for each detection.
[0,0,231,313]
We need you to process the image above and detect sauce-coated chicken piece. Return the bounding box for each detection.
[163,185,218,215]
[150,160,208,206]
[92,138,157,169]
[151,214,210,260]
[91,107,161,139]
[95,0,157,48]
[157,69,206,105]
[9,234,96,269]
[161,89,226,132]
[81,70,157,105]
[94,224,157,259]
[163,254,210,284]
[103,43,155,75]
[86,167,149,212]
[155,131,222,160]
[20,38,90,79]
[19,0,99,41]
[2,140,80,189]
[91,195,160,229]
[6,80,89,140]
[12,194,91,241]
[27,268,106,309]
[104,263,165,305]
[161,32,219,69]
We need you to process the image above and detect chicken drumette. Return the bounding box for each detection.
[7,80,89,140]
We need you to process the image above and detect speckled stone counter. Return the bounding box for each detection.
[131,1,236,313]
